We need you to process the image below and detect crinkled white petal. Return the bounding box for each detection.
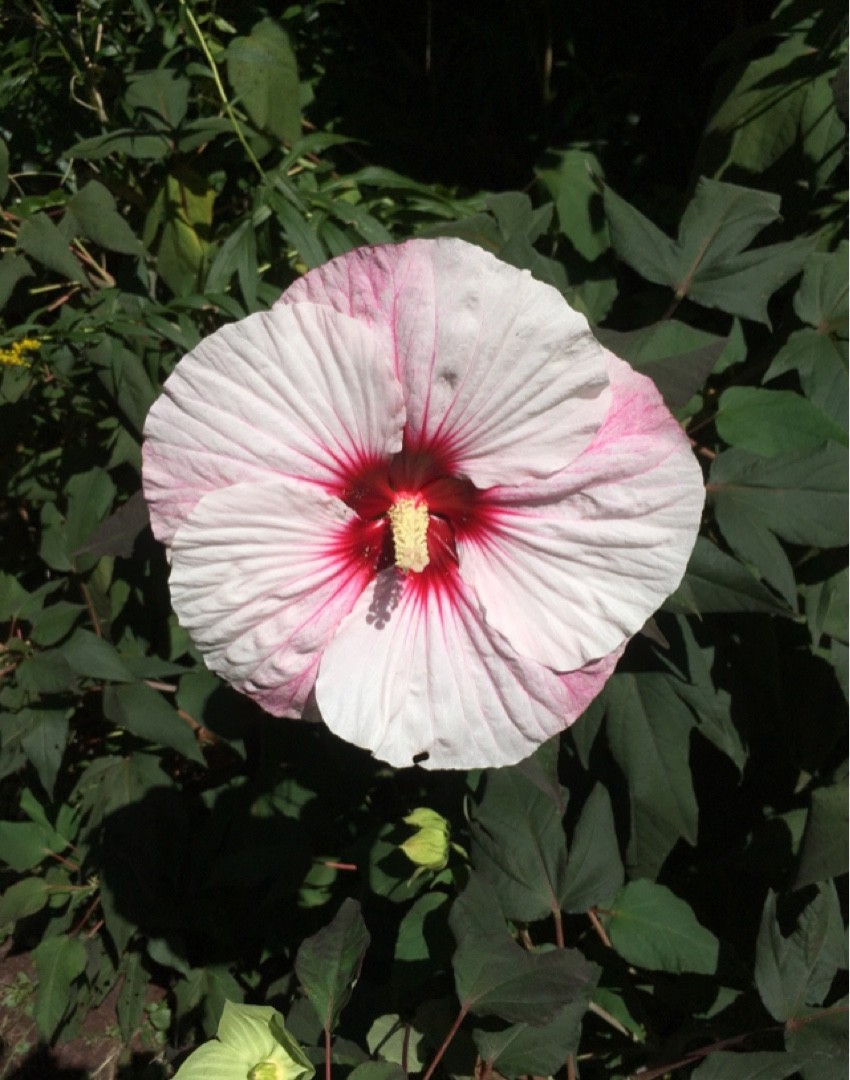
[279,237,611,487]
[143,303,404,547]
[315,573,620,770]
[459,354,705,670]
[169,479,369,718]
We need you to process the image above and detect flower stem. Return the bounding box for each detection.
[421,1003,469,1080]
[177,0,265,180]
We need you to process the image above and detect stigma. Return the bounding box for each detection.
[388,496,430,573]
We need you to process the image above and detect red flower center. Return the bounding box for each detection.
[328,442,492,596]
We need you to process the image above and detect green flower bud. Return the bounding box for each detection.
[400,807,450,871]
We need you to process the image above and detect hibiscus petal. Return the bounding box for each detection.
[143,303,404,546]
[169,479,371,718]
[278,238,611,487]
[458,355,705,671]
[315,573,621,770]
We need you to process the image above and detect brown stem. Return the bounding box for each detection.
[552,907,565,949]
[325,1024,332,1080]
[421,1003,469,1080]
[625,1030,751,1080]
[587,909,612,948]
[80,582,101,637]
[566,1053,577,1080]
[401,1022,411,1078]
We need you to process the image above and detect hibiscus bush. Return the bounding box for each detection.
[0,1,847,1078]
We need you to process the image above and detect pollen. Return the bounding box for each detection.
[388,496,430,573]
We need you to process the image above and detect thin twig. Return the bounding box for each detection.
[177,0,265,180]
[587,908,612,948]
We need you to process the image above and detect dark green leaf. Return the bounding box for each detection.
[794,778,850,890]
[794,249,849,332]
[39,467,116,572]
[349,1064,405,1080]
[471,765,569,922]
[605,178,812,323]
[393,892,452,1004]
[602,674,698,878]
[604,879,719,974]
[227,18,301,145]
[0,252,33,309]
[473,1000,589,1077]
[561,784,624,912]
[536,149,607,260]
[125,69,189,129]
[116,951,148,1042]
[598,320,728,410]
[764,329,848,430]
[0,876,51,926]
[67,181,144,255]
[102,682,205,763]
[710,445,848,550]
[20,707,69,798]
[785,1000,849,1080]
[716,387,847,455]
[450,876,599,1024]
[0,820,65,872]
[755,884,846,1021]
[68,130,171,161]
[17,212,88,284]
[73,490,150,559]
[805,568,849,645]
[691,1050,801,1080]
[71,751,171,828]
[666,537,790,616]
[59,630,134,683]
[33,934,87,1038]
[295,898,370,1033]
[88,338,157,436]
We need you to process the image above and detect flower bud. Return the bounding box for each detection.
[401,807,451,871]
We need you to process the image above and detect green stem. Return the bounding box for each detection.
[177,0,265,180]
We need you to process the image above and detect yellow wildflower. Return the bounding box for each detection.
[0,338,40,368]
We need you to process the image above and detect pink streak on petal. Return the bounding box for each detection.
[315,572,622,770]
[458,353,705,671]
[278,238,611,488]
[168,478,372,718]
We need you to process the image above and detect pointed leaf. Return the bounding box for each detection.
[755,884,846,1021]
[450,876,599,1024]
[17,212,88,284]
[471,765,569,922]
[227,18,301,144]
[603,879,719,975]
[33,934,87,1038]
[295,898,370,1032]
[102,682,205,763]
[561,784,624,912]
[716,387,847,456]
[473,1000,589,1077]
[602,674,698,878]
[794,779,849,889]
[666,537,790,616]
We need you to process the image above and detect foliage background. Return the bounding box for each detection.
[0,0,846,1077]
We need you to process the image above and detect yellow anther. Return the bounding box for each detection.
[388,497,430,573]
